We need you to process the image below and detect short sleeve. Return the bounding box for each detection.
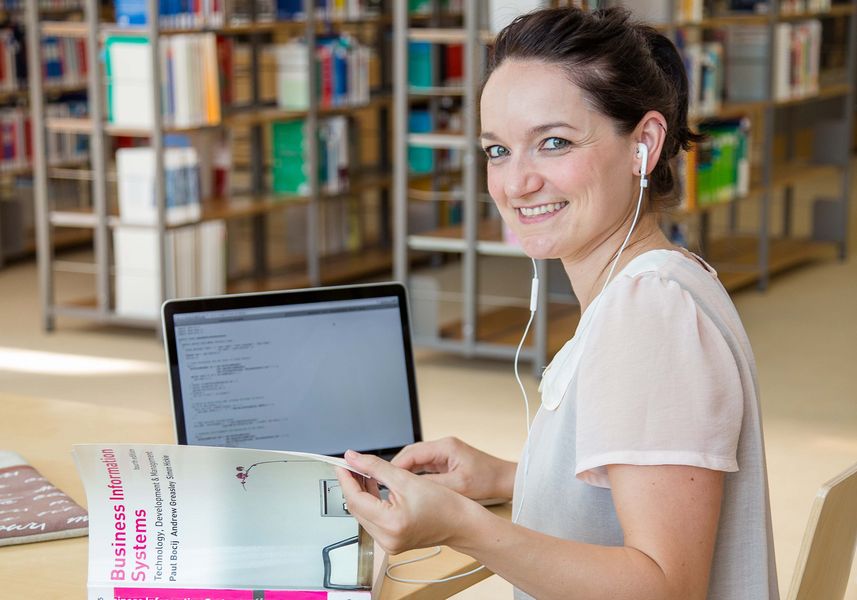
[575,273,743,488]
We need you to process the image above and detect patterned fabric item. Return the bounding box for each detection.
[0,451,88,546]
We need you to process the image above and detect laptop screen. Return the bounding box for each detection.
[166,287,420,457]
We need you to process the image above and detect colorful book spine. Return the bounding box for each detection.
[274,35,370,110]
[114,0,224,29]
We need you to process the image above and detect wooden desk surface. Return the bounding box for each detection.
[0,393,509,599]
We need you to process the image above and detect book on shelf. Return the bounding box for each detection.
[271,116,350,196]
[73,443,374,600]
[407,41,463,90]
[724,25,770,102]
[116,145,202,225]
[0,0,82,9]
[114,0,225,29]
[407,110,433,173]
[113,220,226,319]
[773,20,821,101]
[679,118,751,210]
[227,0,381,24]
[628,0,706,23]
[270,35,371,110]
[0,28,23,93]
[40,35,88,89]
[676,31,725,118]
[105,33,221,130]
[779,0,832,14]
[0,106,31,172]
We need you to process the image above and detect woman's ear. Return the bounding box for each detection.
[633,111,668,178]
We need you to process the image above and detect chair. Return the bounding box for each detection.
[787,461,857,600]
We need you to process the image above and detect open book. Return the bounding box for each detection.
[73,444,375,600]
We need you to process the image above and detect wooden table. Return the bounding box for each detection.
[0,393,509,598]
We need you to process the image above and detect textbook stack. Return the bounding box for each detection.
[678,119,751,211]
[104,33,221,129]
[274,35,372,110]
[773,19,822,100]
[41,36,88,89]
[113,221,226,319]
[115,145,202,226]
[113,144,224,319]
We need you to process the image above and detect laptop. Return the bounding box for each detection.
[161,282,422,461]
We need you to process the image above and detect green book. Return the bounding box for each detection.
[272,120,309,195]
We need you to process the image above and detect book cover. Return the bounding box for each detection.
[73,444,373,599]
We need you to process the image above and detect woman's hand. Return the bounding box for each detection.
[391,437,517,502]
[335,450,481,555]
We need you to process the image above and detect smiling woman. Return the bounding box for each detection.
[336,7,779,600]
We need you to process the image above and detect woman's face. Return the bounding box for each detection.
[480,60,638,263]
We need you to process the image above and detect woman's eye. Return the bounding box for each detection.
[542,137,571,151]
[484,145,509,159]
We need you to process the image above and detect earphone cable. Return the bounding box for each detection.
[385,546,486,584]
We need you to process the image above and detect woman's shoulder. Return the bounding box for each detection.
[609,248,732,311]
[598,248,752,358]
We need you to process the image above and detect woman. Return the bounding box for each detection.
[336,7,778,599]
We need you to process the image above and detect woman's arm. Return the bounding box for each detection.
[338,454,723,600]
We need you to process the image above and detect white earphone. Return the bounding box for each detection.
[636,142,649,189]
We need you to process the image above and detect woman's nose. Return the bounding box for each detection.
[504,157,544,199]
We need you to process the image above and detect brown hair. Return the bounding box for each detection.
[486,6,704,210]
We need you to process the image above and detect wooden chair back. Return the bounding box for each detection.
[787,462,857,600]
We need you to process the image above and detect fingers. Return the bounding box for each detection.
[344,450,408,489]
[392,440,453,473]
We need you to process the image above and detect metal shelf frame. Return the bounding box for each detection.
[393,1,551,374]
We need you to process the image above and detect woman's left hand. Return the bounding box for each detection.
[335,450,476,555]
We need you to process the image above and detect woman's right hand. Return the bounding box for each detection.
[391,437,517,502]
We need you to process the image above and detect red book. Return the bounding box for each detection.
[24,116,32,163]
[216,36,232,106]
[0,37,6,89]
[444,44,463,84]
[78,38,87,79]
[318,46,333,108]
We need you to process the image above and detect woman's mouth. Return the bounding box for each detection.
[516,201,569,221]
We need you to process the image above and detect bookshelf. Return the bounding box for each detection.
[392,0,856,367]
[27,0,396,330]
